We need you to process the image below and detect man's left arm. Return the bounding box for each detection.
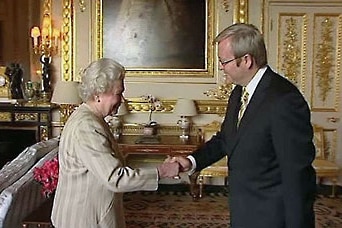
[272,91,316,228]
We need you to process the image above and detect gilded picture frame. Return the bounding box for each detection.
[95,0,215,79]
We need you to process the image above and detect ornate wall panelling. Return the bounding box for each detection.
[260,0,342,184]
[63,0,242,123]
[264,1,342,108]
[264,5,309,93]
[233,0,248,23]
[61,0,74,81]
[312,15,341,112]
[322,129,338,162]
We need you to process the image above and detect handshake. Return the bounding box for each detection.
[156,156,192,179]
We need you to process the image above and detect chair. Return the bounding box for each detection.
[197,121,228,198]
[196,123,340,198]
[198,156,228,198]
[312,124,340,197]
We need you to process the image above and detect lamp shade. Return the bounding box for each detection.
[51,81,82,105]
[174,98,197,116]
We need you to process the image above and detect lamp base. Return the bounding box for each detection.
[40,91,51,104]
[177,116,191,140]
[178,126,191,140]
[179,134,190,140]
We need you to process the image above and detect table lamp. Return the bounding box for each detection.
[51,81,82,125]
[174,98,197,139]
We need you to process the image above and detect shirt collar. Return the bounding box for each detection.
[245,66,267,98]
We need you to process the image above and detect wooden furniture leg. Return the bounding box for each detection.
[189,171,200,201]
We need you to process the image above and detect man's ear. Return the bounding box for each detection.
[244,54,254,69]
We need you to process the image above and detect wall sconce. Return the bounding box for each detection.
[105,102,128,140]
[30,0,60,95]
[51,81,82,125]
[174,98,197,139]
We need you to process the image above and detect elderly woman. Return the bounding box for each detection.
[51,58,179,228]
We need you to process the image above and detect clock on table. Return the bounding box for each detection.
[0,66,11,100]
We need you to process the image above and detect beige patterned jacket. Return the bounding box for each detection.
[51,104,158,228]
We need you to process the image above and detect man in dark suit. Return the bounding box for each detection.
[172,23,316,228]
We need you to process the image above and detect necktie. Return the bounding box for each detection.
[237,87,249,126]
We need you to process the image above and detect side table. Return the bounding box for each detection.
[118,135,201,157]
[118,135,203,199]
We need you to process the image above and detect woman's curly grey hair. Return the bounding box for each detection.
[79,58,125,102]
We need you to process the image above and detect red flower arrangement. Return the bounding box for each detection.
[33,157,59,198]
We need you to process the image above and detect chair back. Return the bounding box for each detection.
[313,124,325,159]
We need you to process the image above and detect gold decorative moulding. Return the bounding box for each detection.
[126,98,227,116]
[14,113,38,122]
[0,112,11,122]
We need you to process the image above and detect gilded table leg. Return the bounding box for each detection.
[330,178,337,198]
[198,175,204,198]
[189,171,200,201]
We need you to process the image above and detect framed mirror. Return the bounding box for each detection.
[96,0,215,79]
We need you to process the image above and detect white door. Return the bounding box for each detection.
[260,0,342,184]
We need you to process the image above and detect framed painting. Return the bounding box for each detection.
[96,0,215,79]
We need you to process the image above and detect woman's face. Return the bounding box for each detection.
[98,80,125,117]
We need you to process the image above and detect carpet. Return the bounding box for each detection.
[124,184,342,228]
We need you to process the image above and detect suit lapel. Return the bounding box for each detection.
[228,69,273,158]
[223,85,242,157]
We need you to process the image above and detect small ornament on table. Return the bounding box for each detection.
[40,54,52,93]
[5,63,24,99]
[24,81,35,102]
[141,94,161,136]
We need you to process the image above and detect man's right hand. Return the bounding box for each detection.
[165,156,192,172]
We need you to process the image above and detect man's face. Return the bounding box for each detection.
[217,37,249,86]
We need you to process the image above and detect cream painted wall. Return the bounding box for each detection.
[50,0,236,128]
[49,0,342,186]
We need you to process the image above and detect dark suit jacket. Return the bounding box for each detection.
[192,67,316,228]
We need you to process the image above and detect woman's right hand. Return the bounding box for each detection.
[157,161,180,178]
